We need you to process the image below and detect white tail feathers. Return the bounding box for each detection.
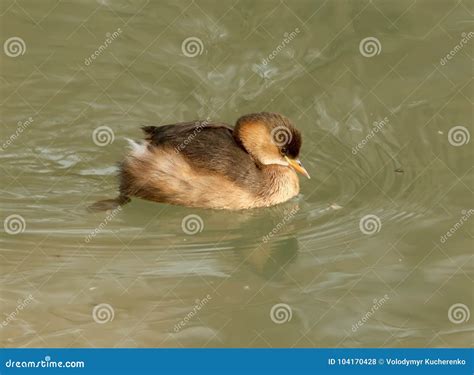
[125,138,148,157]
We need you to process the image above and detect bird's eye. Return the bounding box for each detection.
[281,147,287,155]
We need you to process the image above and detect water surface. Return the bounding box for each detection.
[1,0,472,347]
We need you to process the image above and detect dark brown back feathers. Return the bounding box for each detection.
[141,120,264,190]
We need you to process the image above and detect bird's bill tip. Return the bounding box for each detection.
[285,157,311,179]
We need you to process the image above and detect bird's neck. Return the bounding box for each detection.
[259,165,300,205]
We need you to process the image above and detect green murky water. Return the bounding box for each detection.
[1,0,472,348]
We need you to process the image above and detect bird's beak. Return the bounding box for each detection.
[285,156,311,179]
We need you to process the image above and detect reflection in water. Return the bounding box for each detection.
[238,238,299,280]
[229,202,300,279]
[1,0,472,348]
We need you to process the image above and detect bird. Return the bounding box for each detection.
[91,112,310,211]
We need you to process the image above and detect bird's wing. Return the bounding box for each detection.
[140,121,261,185]
[141,121,233,146]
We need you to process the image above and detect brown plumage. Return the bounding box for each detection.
[91,112,310,211]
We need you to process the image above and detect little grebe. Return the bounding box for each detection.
[92,112,310,210]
